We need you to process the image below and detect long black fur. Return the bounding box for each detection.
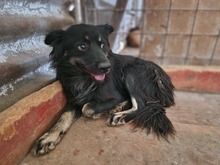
[45,24,175,140]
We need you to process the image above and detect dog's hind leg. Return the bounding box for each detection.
[108,100,130,115]
[107,68,143,126]
[33,105,80,156]
[109,64,175,140]
[107,96,138,126]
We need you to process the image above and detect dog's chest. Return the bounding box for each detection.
[68,75,125,106]
[92,80,123,101]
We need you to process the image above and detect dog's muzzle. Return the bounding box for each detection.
[90,62,110,81]
[83,62,111,81]
[98,62,111,73]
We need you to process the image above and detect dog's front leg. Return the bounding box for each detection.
[33,106,79,156]
[82,99,128,119]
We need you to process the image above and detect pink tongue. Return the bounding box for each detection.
[94,74,105,81]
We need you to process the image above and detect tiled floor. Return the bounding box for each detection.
[21,91,220,165]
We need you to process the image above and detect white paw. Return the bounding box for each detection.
[107,113,126,126]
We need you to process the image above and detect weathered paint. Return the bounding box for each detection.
[0,81,66,165]
[164,66,220,93]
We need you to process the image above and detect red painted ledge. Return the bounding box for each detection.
[0,81,66,165]
[164,66,220,94]
[0,66,220,165]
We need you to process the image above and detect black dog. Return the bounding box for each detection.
[34,24,175,156]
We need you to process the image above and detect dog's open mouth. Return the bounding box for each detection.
[75,62,109,81]
[90,73,106,81]
[84,70,110,81]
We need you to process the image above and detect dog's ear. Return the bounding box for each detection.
[98,24,114,35]
[45,29,65,62]
[44,29,64,46]
[104,24,114,34]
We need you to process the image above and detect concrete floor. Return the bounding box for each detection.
[20,91,220,165]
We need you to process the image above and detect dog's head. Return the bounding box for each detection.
[45,24,114,81]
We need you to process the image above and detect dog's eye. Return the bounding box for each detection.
[77,43,87,51]
[101,43,104,49]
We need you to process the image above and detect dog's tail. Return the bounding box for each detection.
[132,104,175,141]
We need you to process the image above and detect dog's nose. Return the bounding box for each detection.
[98,62,111,72]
